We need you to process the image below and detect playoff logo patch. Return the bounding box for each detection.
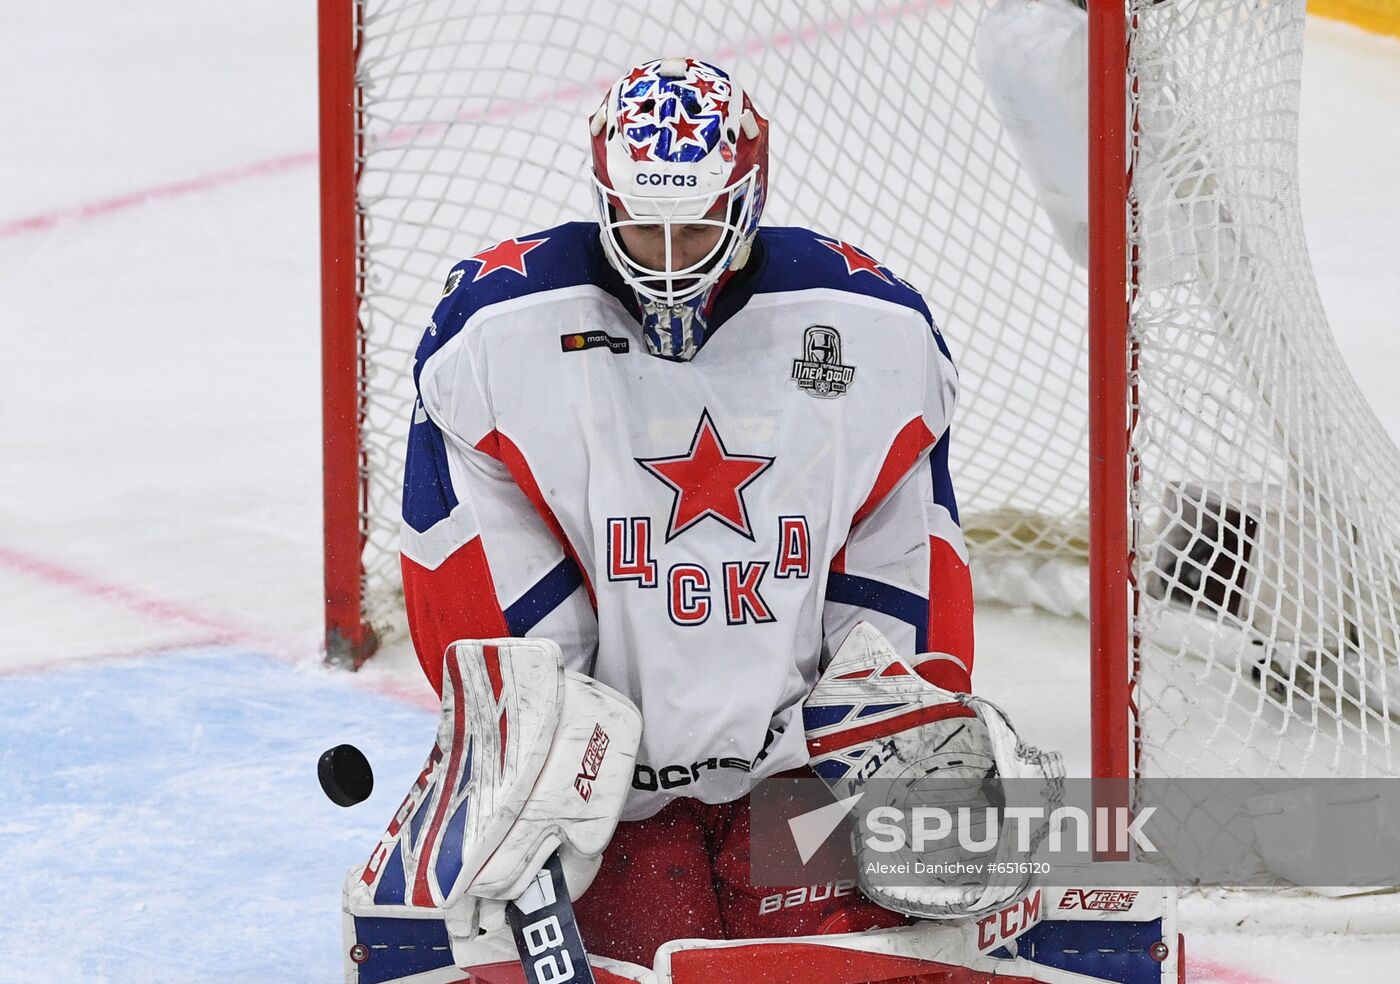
[792,325,855,398]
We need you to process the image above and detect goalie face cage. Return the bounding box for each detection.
[318,0,1400,782]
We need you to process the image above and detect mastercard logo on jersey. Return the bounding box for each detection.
[561,330,630,354]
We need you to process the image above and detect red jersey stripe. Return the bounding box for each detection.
[922,534,974,691]
[851,416,936,529]
[402,538,511,694]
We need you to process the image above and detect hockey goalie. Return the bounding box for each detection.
[341,38,1182,984]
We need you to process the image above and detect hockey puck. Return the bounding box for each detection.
[318,743,374,807]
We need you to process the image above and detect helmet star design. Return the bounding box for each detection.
[589,57,769,360]
[615,60,728,163]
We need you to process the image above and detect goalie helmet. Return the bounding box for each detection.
[589,57,769,360]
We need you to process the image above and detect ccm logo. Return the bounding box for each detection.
[574,724,611,801]
[1058,889,1140,912]
[634,173,699,187]
[976,890,1042,953]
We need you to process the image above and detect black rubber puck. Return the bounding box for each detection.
[318,743,374,807]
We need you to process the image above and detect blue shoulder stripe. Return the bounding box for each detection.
[826,573,929,653]
[930,430,960,526]
[412,221,635,385]
[749,226,936,328]
[401,402,458,534]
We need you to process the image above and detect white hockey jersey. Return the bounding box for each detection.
[401,222,972,820]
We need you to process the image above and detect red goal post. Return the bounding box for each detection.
[1085,0,1130,786]
[318,0,374,665]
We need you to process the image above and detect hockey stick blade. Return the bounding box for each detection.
[505,852,596,984]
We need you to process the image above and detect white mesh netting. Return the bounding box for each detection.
[342,0,1400,778]
[1128,0,1400,777]
[353,0,1088,631]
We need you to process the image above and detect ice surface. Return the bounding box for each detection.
[0,4,1397,981]
[0,648,434,981]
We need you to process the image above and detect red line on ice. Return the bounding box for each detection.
[1189,957,1295,984]
[0,541,441,712]
[0,543,253,644]
[0,152,318,238]
[353,673,440,713]
[0,0,945,239]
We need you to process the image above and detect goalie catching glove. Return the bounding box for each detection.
[804,622,1063,920]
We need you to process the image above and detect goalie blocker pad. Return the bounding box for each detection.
[342,637,642,981]
[804,622,1065,919]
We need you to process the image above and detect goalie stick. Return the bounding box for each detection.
[505,853,597,984]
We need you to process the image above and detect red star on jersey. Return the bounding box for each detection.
[468,237,549,282]
[819,238,892,283]
[637,410,774,541]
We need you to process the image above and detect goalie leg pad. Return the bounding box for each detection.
[341,883,655,984]
[1005,868,1182,984]
[658,871,1180,984]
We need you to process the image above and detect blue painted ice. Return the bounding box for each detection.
[0,649,434,983]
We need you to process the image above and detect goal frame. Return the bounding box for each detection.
[314,0,1136,781]
[318,0,376,667]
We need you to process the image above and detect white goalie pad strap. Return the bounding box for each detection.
[805,622,1063,920]
[348,638,641,922]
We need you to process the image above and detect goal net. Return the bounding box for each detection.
[319,0,1400,780]
[1127,0,1400,777]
